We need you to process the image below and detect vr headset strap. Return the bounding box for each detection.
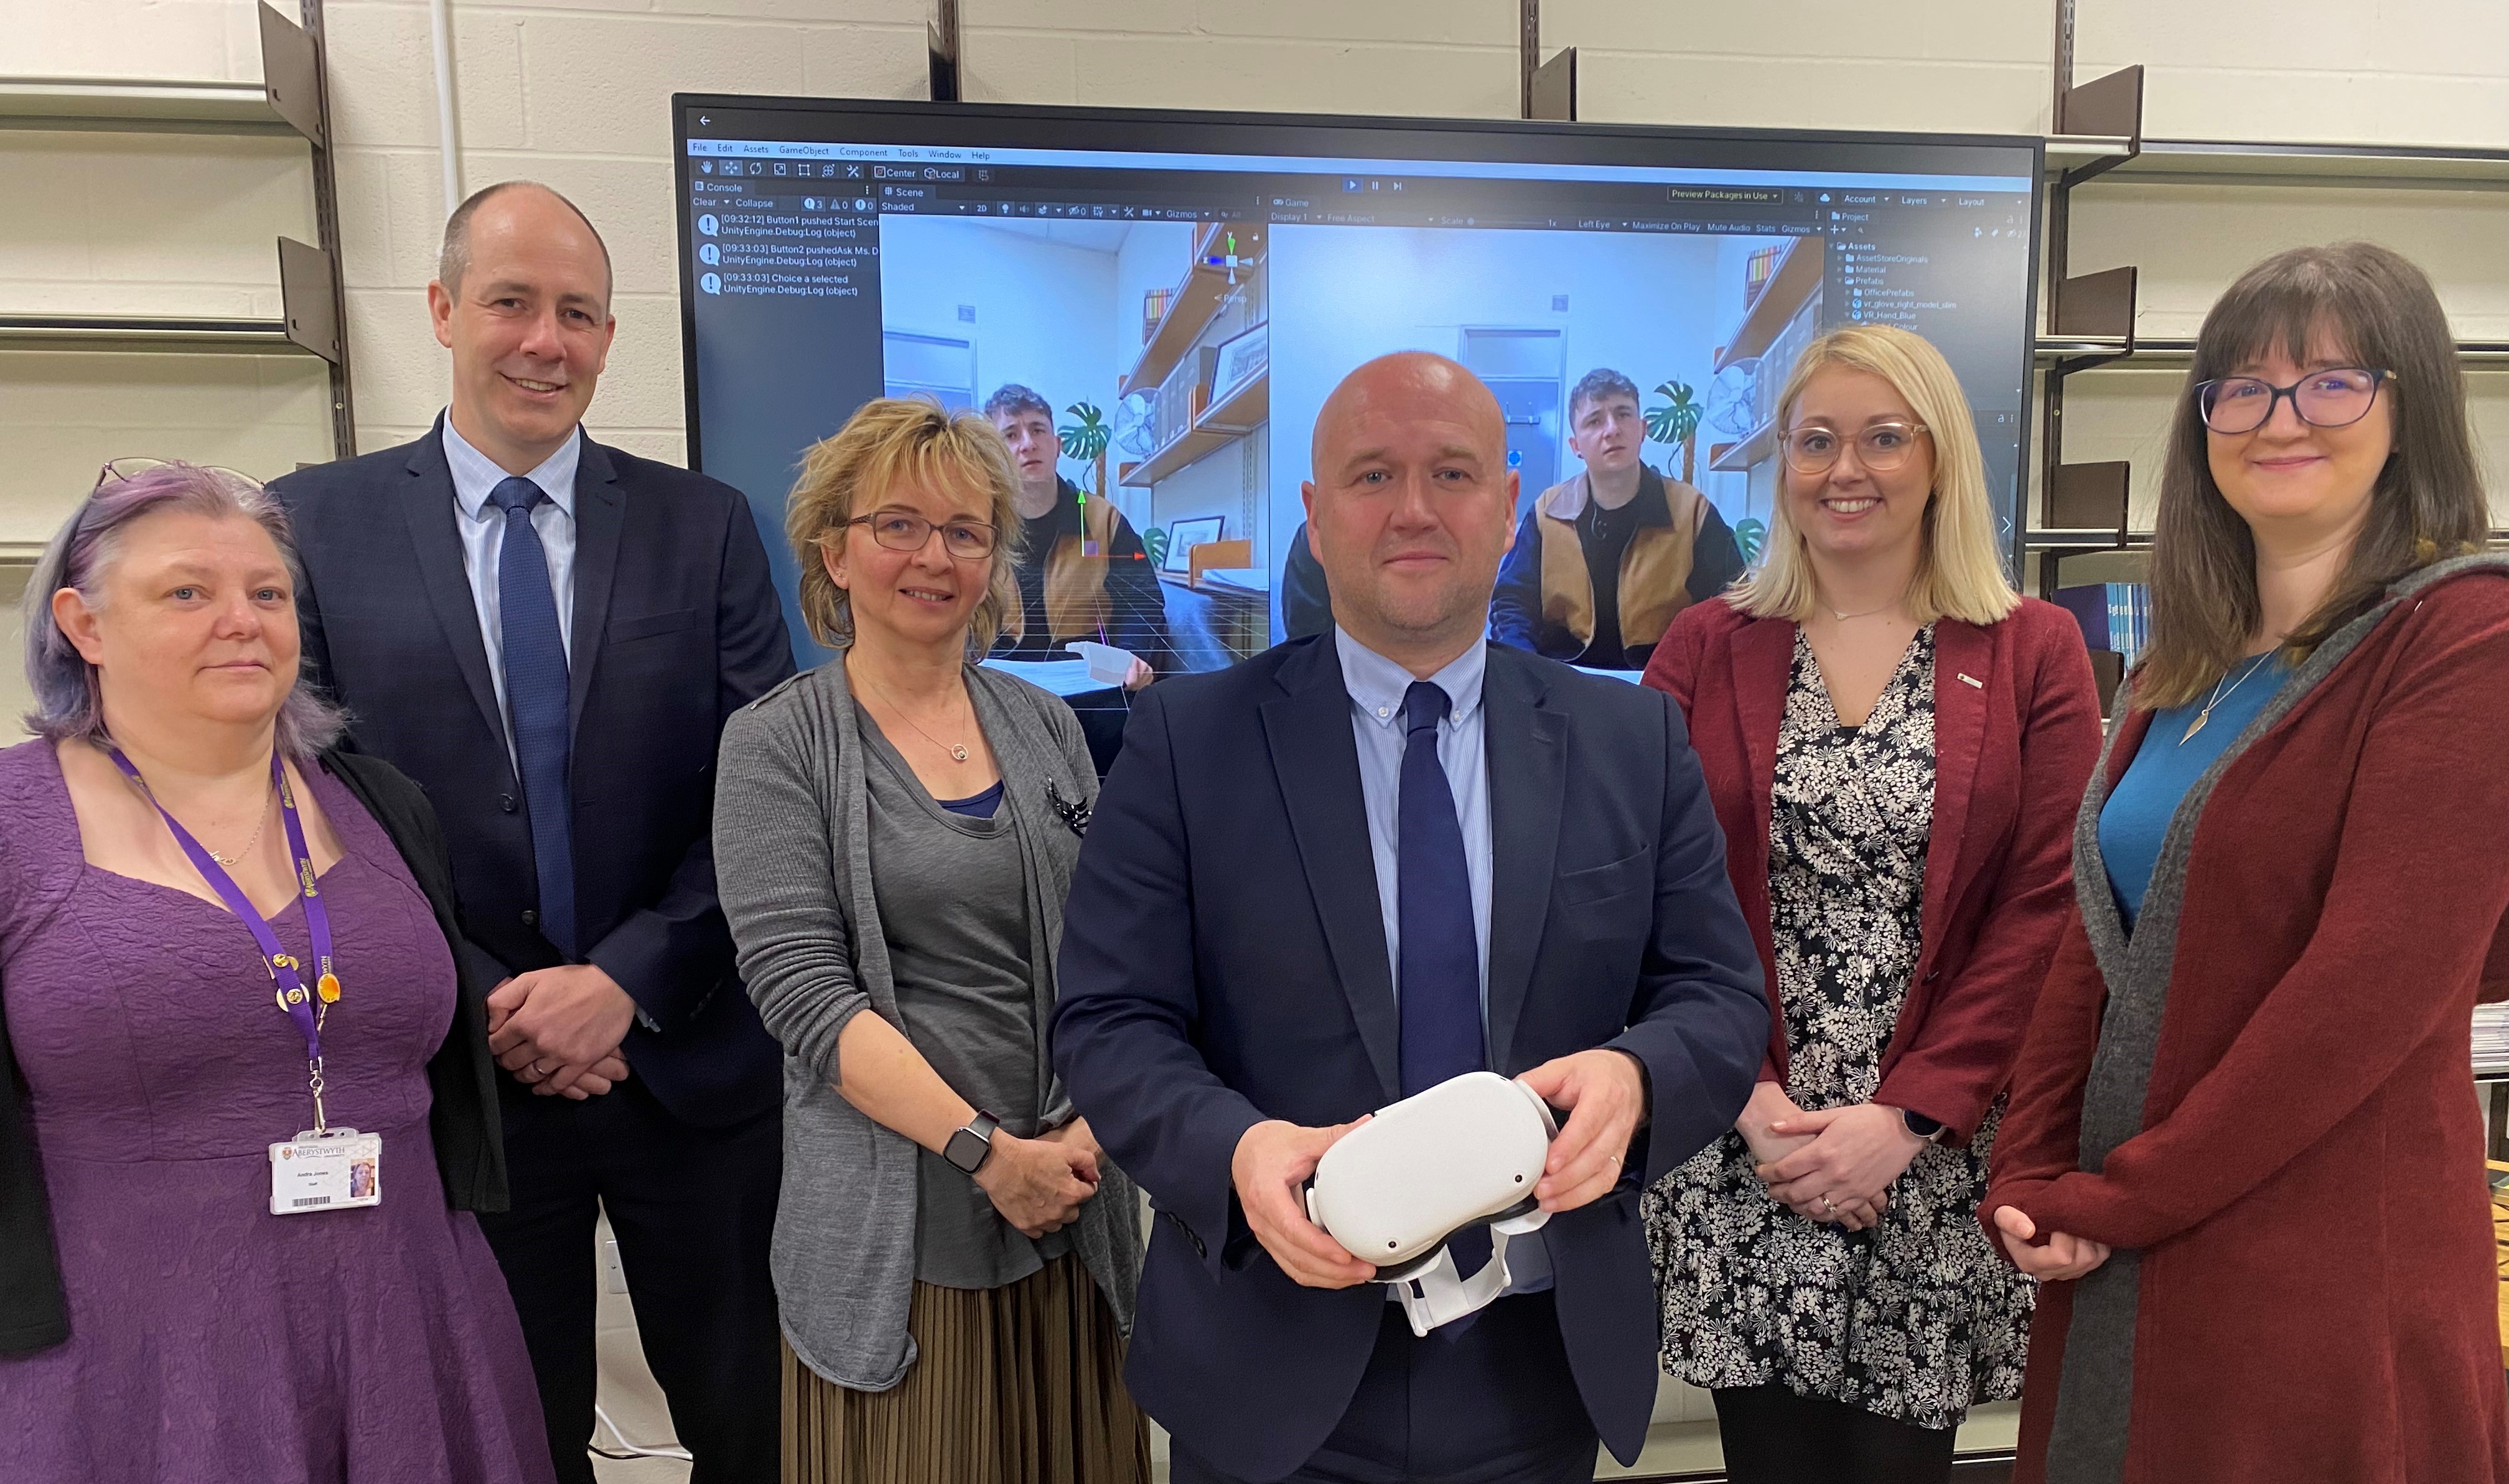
[1385,1208,1550,1338]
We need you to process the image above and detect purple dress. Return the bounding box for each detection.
[0,740,556,1484]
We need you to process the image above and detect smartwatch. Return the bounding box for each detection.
[1898,1108,1948,1145]
[943,1111,1001,1175]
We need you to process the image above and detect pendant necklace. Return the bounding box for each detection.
[127,768,273,867]
[2182,652,2271,744]
[1825,601,1897,622]
[869,674,974,763]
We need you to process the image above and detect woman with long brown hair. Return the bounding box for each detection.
[1986,241,2509,1483]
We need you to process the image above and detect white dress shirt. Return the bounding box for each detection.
[441,413,582,757]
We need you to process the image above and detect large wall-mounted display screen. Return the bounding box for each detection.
[675,97,2040,675]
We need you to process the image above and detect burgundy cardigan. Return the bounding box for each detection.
[1984,558,2509,1484]
[1642,595,2101,1144]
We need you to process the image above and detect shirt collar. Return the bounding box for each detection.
[442,411,582,523]
[1334,626,1488,731]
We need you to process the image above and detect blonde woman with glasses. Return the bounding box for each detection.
[710,398,1146,1484]
[1642,325,2101,1483]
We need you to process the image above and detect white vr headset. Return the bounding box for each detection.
[1302,1071,1559,1337]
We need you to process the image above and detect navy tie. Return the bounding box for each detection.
[1395,679,1491,1295]
[488,477,576,957]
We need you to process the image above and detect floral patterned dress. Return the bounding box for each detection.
[1643,626,2030,1430]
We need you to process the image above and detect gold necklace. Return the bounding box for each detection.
[2181,653,2271,744]
[866,674,974,763]
[126,765,273,866]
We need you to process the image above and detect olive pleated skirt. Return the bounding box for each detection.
[781,1251,1151,1484]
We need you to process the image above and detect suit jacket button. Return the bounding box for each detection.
[499,794,518,813]
[521,908,540,927]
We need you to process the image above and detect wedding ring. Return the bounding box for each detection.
[1820,1193,1838,1216]
[530,1058,548,1078]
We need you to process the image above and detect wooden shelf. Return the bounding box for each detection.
[1706,413,1778,475]
[1120,368,1268,488]
[0,314,311,353]
[1121,220,1263,398]
[1713,236,1824,375]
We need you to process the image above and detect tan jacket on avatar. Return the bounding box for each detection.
[1005,492,1124,646]
[1533,471,1712,653]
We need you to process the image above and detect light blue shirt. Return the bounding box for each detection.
[441,413,582,758]
[1334,628,1549,1294]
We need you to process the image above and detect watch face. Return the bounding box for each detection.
[946,1126,989,1173]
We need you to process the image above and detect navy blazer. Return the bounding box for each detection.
[271,422,795,1128]
[1050,635,1767,1478]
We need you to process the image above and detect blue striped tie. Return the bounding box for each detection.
[488,477,576,957]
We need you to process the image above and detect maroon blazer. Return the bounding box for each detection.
[1984,559,2509,1484]
[1643,595,2101,1143]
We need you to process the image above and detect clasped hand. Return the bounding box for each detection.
[975,1117,1103,1238]
[485,964,638,1099]
[1738,1083,1922,1233]
[1992,1205,2111,1282]
[1230,1050,1648,1290]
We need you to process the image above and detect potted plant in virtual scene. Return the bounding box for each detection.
[1060,401,1111,500]
[1645,378,1703,484]
[1733,516,1767,564]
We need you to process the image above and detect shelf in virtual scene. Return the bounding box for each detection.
[1706,413,1778,475]
[2047,134,2509,188]
[0,77,302,136]
[1714,235,1824,376]
[1119,370,1268,489]
[0,314,312,353]
[2035,337,2509,365]
[1122,222,1263,399]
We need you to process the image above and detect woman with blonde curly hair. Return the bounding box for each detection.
[711,398,1146,1483]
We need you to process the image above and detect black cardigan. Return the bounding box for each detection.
[0,747,508,1354]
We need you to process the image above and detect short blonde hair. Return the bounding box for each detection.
[785,397,1024,651]
[1726,323,2019,627]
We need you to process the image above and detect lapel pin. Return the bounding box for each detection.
[1957,673,1983,689]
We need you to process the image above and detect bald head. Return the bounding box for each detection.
[1300,352,1519,674]
[437,181,613,307]
[1310,352,1507,483]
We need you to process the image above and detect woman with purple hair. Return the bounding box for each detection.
[0,462,577,1482]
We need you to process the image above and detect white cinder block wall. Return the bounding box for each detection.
[3,0,2506,1450]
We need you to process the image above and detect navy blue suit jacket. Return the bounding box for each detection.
[1050,635,1767,1478]
[271,423,795,1128]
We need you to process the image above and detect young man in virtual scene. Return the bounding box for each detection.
[1052,352,1767,1484]
[984,383,1169,687]
[271,182,792,1484]
[1491,368,1747,672]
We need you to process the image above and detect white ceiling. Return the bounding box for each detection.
[972,218,1133,253]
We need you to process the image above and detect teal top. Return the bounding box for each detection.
[2099,653,2291,928]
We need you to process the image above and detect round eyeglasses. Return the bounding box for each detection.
[844,511,998,560]
[2194,368,2392,436]
[1781,422,1930,477]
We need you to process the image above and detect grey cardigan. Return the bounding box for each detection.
[713,659,1141,1391]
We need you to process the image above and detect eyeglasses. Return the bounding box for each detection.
[95,457,262,492]
[1781,422,1930,476]
[2194,367,2392,436]
[844,511,998,560]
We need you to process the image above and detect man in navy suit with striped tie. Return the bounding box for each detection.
[1052,352,1768,1483]
[271,182,792,1484]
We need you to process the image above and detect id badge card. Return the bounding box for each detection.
[268,1128,382,1215]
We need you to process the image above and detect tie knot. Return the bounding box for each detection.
[488,476,546,518]
[1401,681,1450,737]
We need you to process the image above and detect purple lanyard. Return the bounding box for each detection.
[110,748,340,1123]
